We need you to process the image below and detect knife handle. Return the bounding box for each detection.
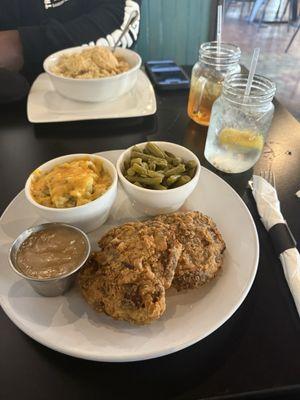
[269,222,297,257]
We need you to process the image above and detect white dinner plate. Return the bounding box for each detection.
[27,71,156,123]
[0,150,259,362]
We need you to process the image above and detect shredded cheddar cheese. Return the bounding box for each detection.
[31,158,112,208]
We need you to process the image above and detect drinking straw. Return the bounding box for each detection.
[244,47,260,97]
[217,5,222,55]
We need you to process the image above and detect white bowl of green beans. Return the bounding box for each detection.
[116,141,201,215]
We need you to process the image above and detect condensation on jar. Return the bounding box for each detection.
[187,41,241,127]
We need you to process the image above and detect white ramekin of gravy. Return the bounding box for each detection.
[9,223,90,296]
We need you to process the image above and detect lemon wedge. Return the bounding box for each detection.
[219,128,264,151]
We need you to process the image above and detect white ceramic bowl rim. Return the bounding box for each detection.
[43,46,142,83]
[25,154,118,212]
[117,141,201,194]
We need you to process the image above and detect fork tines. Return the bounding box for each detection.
[260,169,276,188]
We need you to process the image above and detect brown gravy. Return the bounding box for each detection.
[17,226,88,279]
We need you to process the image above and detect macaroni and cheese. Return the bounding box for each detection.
[31,158,112,208]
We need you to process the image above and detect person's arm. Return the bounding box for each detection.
[19,0,141,72]
[0,30,23,71]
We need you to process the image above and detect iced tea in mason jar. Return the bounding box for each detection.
[187,42,241,126]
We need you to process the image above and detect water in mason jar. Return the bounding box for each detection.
[205,125,264,173]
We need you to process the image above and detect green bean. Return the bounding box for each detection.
[125,142,196,189]
[172,175,191,187]
[164,164,186,177]
[124,159,130,170]
[146,142,166,159]
[147,170,164,179]
[132,176,163,186]
[131,163,164,179]
[157,165,169,173]
[125,174,138,182]
[187,167,196,178]
[165,151,176,158]
[166,175,181,186]
[148,161,156,171]
[130,157,143,166]
[131,163,148,176]
[152,184,168,190]
[186,160,197,169]
[164,154,181,166]
[133,181,143,187]
[171,157,183,166]
[127,167,136,176]
[164,151,182,165]
[131,151,168,167]
[164,153,174,163]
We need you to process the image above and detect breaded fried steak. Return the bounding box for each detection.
[79,253,166,324]
[97,220,182,289]
[79,220,182,324]
[79,212,225,324]
[154,212,226,291]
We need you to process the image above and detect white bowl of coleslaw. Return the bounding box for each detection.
[43,46,142,103]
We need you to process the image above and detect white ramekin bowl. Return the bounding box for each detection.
[43,46,142,103]
[116,142,201,216]
[25,154,118,232]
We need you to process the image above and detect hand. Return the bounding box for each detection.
[0,30,24,72]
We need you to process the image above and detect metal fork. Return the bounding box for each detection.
[248,169,276,190]
[259,169,276,188]
[112,10,139,52]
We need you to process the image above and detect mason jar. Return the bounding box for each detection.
[204,73,276,173]
[187,41,241,126]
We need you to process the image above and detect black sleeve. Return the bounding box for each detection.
[18,0,141,72]
[0,0,21,30]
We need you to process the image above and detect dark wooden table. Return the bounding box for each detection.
[1,74,300,400]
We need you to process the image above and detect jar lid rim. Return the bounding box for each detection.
[222,73,276,105]
[223,73,276,96]
[199,41,241,67]
[200,41,241,51]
